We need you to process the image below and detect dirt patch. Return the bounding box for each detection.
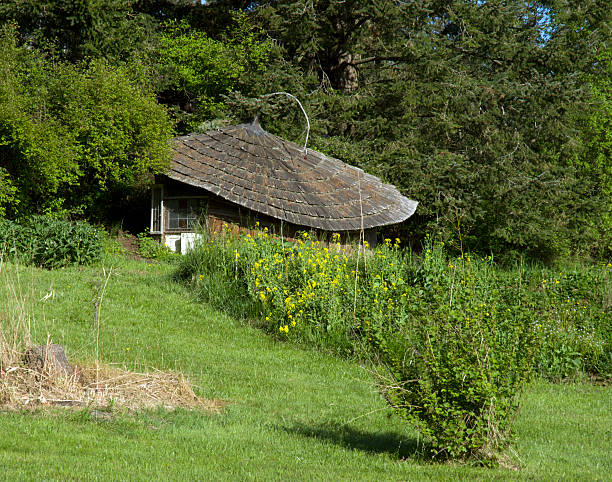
[116,230,146,261]
[1,361,225,414]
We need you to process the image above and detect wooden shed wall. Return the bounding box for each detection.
[152,176,377,245]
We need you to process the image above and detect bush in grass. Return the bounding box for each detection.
[178,231,538,461]
[367,243,537,462]
[0,216,103,268]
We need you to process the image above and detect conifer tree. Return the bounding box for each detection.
[242,0,611,257]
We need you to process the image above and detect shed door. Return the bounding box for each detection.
[151,185,162,233]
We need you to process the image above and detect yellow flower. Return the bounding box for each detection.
[259,291,266,301]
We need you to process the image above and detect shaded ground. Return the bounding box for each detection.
[116,231,145,260]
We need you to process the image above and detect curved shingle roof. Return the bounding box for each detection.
[168,119,418,231]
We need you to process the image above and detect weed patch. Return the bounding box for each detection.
[176,228,611,463]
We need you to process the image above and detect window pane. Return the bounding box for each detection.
[165,198,202,231]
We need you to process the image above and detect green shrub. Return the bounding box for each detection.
[0,216,103,268]
[367,243,537,462]
[137,231,178,261]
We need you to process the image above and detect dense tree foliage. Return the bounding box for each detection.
[0,0,156,63]
[0,25,173,219]
[233,0,611,259]
[572,48,612,257]
[154,15,276,131]
[0,0,609,259]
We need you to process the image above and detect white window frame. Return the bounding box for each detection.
[150,184,163,234]
[162,196,208,232]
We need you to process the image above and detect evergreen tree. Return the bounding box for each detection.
[0,0,157,63]
[241,0,611,258]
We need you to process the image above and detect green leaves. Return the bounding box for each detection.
[0,25,173,219]
[0,216,104,268]
[0,167,17,217]
[370,246,538,462]
[156,16,275,130]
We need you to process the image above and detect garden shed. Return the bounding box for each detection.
[151,118,418,253]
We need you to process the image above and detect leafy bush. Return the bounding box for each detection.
[0,26,173,219]
[137,231,178,261]
[0,216,103,268]
[367,243,537,462]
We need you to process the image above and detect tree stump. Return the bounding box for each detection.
[24,344,74,377]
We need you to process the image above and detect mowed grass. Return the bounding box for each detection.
[0,255,610,480]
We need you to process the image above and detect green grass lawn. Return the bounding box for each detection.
[0,255,610,480]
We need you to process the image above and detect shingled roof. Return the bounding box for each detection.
[167,119,418,231]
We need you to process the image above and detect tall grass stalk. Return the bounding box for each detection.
[92,267,113,387]
[0,253,32,371]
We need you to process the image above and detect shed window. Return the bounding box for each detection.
[165,199,202,230]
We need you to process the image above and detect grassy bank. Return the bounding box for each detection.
[0,253,610,479]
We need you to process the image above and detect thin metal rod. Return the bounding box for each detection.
[262,92,310,153]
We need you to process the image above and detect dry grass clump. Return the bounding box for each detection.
[0,256,223,414]
[0,359,224,413]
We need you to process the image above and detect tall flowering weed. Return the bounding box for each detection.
[177,228,610,377]
[176,228,610,462]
